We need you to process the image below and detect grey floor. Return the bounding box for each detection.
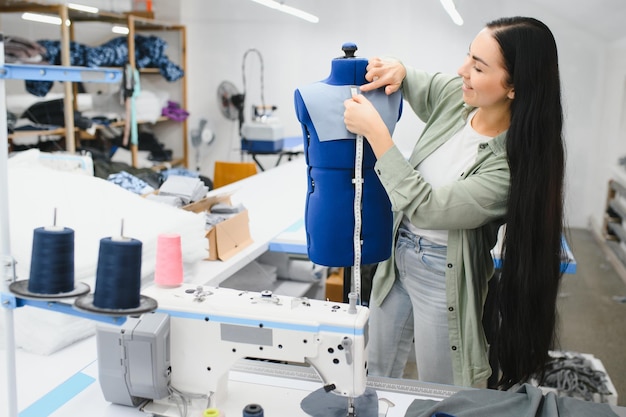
[556,227,626,406]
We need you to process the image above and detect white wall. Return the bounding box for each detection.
[178,0,477,172]
[589,39,626,232]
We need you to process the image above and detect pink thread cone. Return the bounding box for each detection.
[154,233,183,287]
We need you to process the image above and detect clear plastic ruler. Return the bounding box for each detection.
[233,360,460,398]
[350,86,363,303]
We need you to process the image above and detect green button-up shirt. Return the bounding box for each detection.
[371,67,510,386]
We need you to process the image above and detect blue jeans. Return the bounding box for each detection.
[368,226,454,384]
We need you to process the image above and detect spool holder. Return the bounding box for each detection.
[8,280,90,301]
[74,293,158,317]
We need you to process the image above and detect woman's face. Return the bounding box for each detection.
[457,28,514,110]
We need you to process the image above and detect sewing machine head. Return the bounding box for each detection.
[97,284,369,414]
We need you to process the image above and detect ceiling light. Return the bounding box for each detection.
[439,0,463,26]
[112,26,130,35]
[21,12,65,25]
[250,0,319,23]
[68,3,99,14]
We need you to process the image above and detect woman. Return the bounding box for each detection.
[343,16,565,389]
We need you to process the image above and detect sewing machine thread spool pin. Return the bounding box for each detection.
[347,292,358,314]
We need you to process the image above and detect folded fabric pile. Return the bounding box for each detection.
[27,35,184,96]
[151,174,209,207]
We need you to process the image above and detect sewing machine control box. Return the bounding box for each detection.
[96,312,171,406]
[141,284,369,408]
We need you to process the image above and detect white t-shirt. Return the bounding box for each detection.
[402,110,492,245]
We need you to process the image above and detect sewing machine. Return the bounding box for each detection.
[96,283,369,416]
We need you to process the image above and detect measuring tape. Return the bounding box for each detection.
[350,87,363,304]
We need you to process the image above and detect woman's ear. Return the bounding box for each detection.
[507,89,515,100]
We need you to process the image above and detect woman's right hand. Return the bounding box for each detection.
[359,57,406,95]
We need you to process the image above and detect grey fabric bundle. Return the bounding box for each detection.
[404,383,620,417]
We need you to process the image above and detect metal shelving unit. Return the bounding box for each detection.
[602,178,626,279]
[0,1,188,168]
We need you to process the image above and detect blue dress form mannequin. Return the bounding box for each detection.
[294,43,402,267]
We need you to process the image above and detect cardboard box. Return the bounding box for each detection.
[183,194,253,261]
[325,268,344,302]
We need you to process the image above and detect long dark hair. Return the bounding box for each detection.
[488,17,565,389]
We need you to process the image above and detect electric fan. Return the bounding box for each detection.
[217,80,245,132]
[190,118,215,171]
